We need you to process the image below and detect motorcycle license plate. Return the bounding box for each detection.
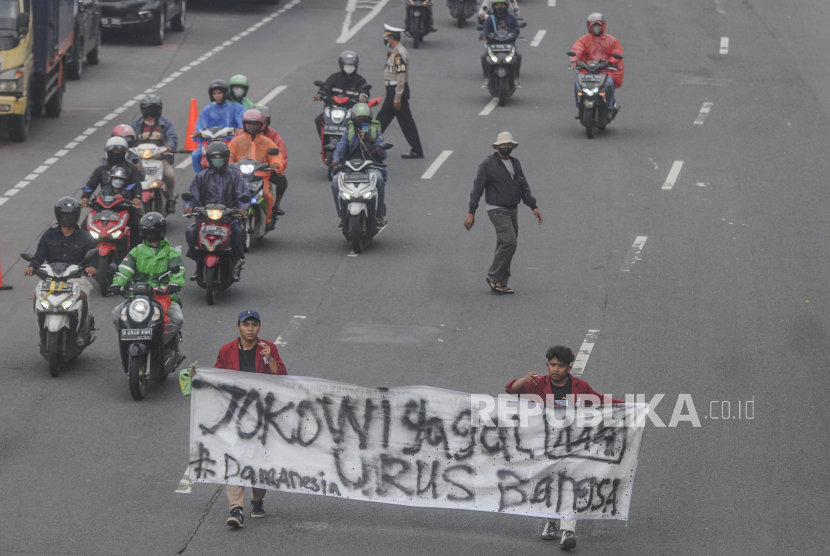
[324,125,346,133]
[40,281,70,293]
[490,44,512,52]
[95,212,119,221]
[101,17,121,27]
[121,328,153,341]
[202,225,227,235]
[580,74,602,83]
[142,165,159,175]
[344,173,370,182]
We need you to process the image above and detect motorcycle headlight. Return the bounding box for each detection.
[584,88,595,96]
[504,54,514,63]
[592,87,599,93]
[61,298,75,310]
[128,299,151,322]
[111,230,123,239]
[207,209,223,220]
[490,54,498,63]
[149,181,160,188]
[89,230,100,239]
[140,150,154,159]
[40,299,51,310]
[240,163,256,174]
[330,109,346,124]
[359,188,374,199]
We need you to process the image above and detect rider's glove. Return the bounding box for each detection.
[167,284,181,294]
[109,284,122,295]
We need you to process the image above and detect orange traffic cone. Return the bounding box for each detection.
[0,252,12,290]
[184,98,199,152]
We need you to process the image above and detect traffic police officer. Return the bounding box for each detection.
[377,24,424,159]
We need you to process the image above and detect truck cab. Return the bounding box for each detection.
[0,0,34,141]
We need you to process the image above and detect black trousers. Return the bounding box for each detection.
[377,83,423,156]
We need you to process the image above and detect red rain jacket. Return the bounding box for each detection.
[215,338,287,375]
[570,24,625,88]
[506,375,624,405]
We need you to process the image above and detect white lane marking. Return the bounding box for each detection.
[479,98,499,116]
[112,106,127,114]
[661,161,684,190]
[83,127,97,135]
[93,119,108,126]
[176,157,193,170]
[175,466,193,494]
[54,149,69,157]
[43,158,58,165]
[25,173,38,180]
[32,165,50,174]
[180,65,192,72]
[621,236,648,272]
[720,37,729,54]
[275,316,307,346]
[5,188,19,196]
[14,180,30,189]
[133,94,145,101]
[714,0,726,14]
[347,252,358,257]
[694,102,713,125]
[421,150,453,179]
[548,0,556,5]
[124,100,137,107]
[65,141,79,149]
[0,198,7,206]
[231,36,241,42]
[102,113,117,121]
[570,329,599,376]
[530,30,546,47]
[222,40,233,46]
[337,0,391,44]
[256,85,287,106]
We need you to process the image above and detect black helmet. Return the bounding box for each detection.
[109,166,130,190]
[338,50,359,72]
[140,94,163,118]
[139,212,167,243]
[205,140,231,170]
[55,197,81,227]
[208,79,229,102]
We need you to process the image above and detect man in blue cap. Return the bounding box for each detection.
[214,309,286,527]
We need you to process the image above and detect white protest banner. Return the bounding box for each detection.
[188,369,648,520]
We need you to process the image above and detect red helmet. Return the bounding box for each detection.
[112,124,137,145]
[242,109,264,124]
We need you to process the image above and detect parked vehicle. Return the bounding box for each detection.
[405,0,434,49]
[99,0,186,45]
[181,192,250,305]
[20,249,99,377]
[66,0,101,79]
[484,29,518,107]
[85,190,133,295]
[448,0,476,28]
[130,142,173,215]
[0,0,77,142]
[568,52,622,138]
[112,264,183,400]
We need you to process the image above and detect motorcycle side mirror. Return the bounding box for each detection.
[108,263,118,273]
[519,22,527,28]
[323,144,337,152]
[314,80,326,88]
[168,265,180,274]
[238,194,251,203]
[361,84,372,91]
[566,51,576,57]
[267,148,280,156]
[380,143,394,150]
[612,53,623,60]
[20,252,33,262]
[85,248,99,261]
[181,192,194,202]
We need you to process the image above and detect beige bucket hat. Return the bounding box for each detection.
[492,131,519,148]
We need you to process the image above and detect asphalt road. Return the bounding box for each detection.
[1,0,829,554]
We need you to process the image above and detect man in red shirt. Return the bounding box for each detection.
[215,309,286,528]
[506,345,622,551]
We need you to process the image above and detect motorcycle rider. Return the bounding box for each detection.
[184,141,249,281]
[331,103,388,228]
[478,0,521,22]
[252,104,289,217]
[110,212,185,350]
[570,13,624,119]
[228,109,285,231]
[99,124,142,167]
[480,0,522,88]
[314,51,369,137]
[191,80,247,173]
[25,197,97,347]
[228,75,254,109]
[130,94,180,214]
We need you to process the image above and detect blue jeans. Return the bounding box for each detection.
[574,77,614,110]
[331,168,386,218]
[191,147,203,173]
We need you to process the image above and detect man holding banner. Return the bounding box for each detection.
[506,345,623,550]
[214,309,286,528]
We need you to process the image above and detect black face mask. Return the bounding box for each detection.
[498,146,513,157]
[107,151,126,165]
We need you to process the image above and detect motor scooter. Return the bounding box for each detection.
[405,0,434,49]
[313,81,378,170]
[130,143,175,215]
[20,249,99,377]
[193,127,236,169]
[567,52,623,139]
[229,158,273,249]
[484,29,519,107]
[86,190,134,295]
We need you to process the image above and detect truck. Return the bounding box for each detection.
[0,0,75,142]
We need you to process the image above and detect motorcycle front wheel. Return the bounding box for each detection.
[128,354,149,400]
[412,17,421,48]
[205,265,216,305]
[498,76,508,107]
[47,330,62,377]
[97,253,112,296]
[350,213,365,254]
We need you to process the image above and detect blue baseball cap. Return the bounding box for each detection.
[238,309,260,323]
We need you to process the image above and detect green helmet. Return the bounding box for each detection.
[228,74,249,88]
[352,103,372,119]
[228,75,249,101]
[492,0,508,15]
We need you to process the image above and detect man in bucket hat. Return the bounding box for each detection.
[465,132,542,294]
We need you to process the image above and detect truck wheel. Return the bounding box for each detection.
[8,104,30,142]
[66,38,83,80]
[170,0,186,32]
[45,86,63,118]
[86,39,100,65]
[149,10,165,45]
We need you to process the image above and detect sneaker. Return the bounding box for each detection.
[482,77,490,89]
[227,507,244,528]
[337,221,343,231]
[560,530,576,550]
[265,222,276,231]
[514,79,521,89]
[376,217,386,228]
[541,521,558,540]
[251,499,265,518]
[189,273,197,281]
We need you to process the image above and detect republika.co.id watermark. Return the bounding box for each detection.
[470,394,755,428]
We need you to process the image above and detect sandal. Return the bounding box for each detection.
[486,277,513,295]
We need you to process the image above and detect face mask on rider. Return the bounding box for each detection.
[591,23,602,35]
[343,64,356,74]
[111,179,125,189]
[232,87,246,99]
[210,158,225,169]
[498,146,513,157]
[107,151,126,165]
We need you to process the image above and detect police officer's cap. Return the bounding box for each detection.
[384,24,403,40]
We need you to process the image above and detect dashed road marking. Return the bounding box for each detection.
[275,316,307,346]
[694,102,713,125]
[720,37,729,54]
[337,0,391,43]
[175,466,193,494]
[176,157,193,170]
[571,330,599,376]
[548,0,556,5]
[661,161,684,190]
[530,30,546,47]
[421,150,453,179]
[621,236,648,272]
[256,85,287,106]
[479,98,498,116]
